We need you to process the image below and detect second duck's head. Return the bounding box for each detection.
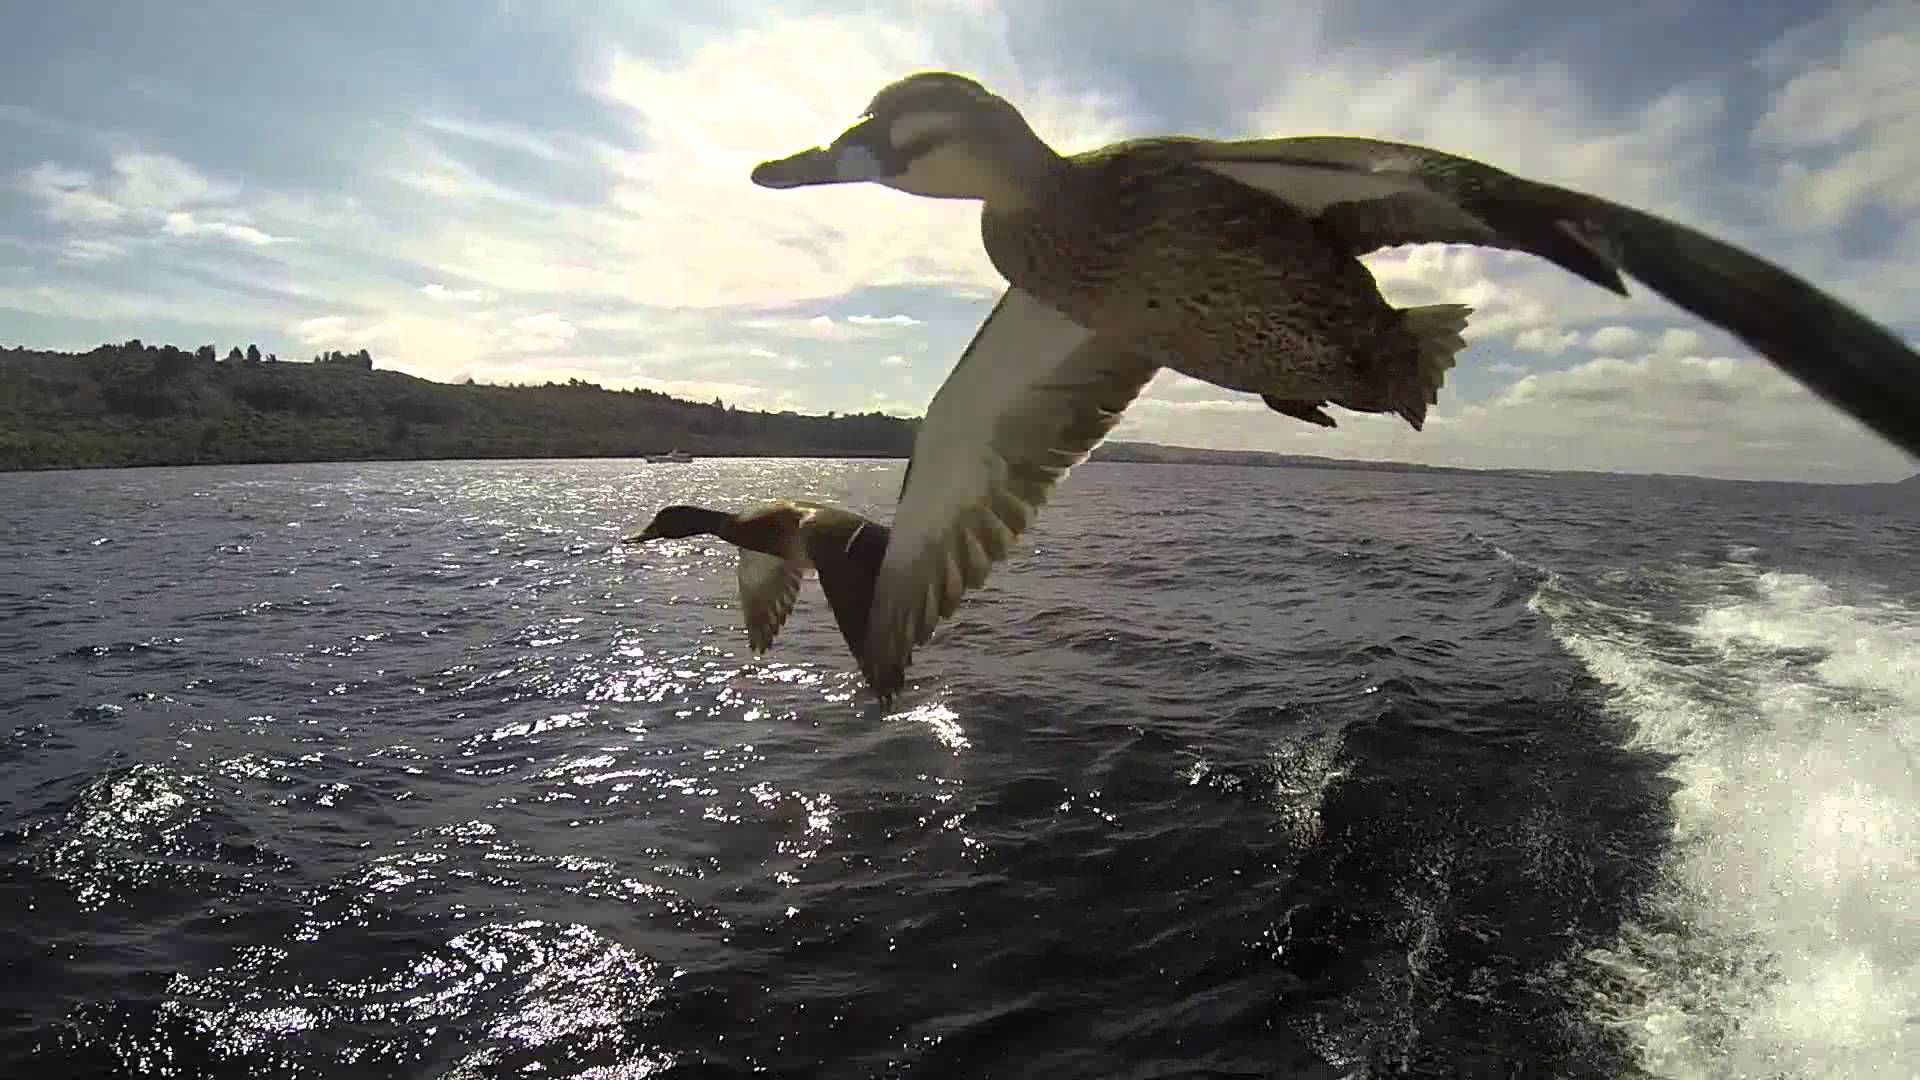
[750,71,1059,205]
[625,504,726,543]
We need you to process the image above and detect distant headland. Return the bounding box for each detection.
[0,341,1910,489]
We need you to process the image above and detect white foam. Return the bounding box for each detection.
[1536,567,1920,1078]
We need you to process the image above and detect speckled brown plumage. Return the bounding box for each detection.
[979,139,1427,411]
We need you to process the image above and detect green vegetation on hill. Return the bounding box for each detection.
[0,341,919,471]
[6,340,1907,485]
[0,340,1537,478]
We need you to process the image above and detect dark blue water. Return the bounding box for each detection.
[2,459,1915,1078]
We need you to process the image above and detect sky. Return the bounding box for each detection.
[2,0,1916,483]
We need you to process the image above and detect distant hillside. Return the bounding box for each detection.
[3,339,1495,477]
[0,341,918,471]
[2,340,1906,486]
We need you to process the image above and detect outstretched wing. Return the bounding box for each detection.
[1192,136,1626,293]
[1186,135,1920,460]
[735,546,803,658]
[860,288,1161,701]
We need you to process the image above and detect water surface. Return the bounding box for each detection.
[2,458,1914,1078]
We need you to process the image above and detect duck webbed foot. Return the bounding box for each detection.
[1261,395,1338,428]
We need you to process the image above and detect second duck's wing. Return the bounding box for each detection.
[737,549,803,656]
[1186,135,1920,460]
[734,510,806,657]
[861,288,1161,701]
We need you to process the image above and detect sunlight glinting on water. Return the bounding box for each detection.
[8,457,1912,1076]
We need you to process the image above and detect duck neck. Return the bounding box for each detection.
[678,506,743,543]
[714,507,799,557]
[978,127,1070,215]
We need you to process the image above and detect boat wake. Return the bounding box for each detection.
[1535,560,1919,1077]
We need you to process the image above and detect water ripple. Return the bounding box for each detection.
[0,458,1912,1077]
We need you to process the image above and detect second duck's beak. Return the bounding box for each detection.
[750,118,891,189]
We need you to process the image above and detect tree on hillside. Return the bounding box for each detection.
[0,340,924,471]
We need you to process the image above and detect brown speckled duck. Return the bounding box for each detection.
[626,501,891,686]
[750,70,1920,699]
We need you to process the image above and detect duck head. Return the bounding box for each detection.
[625,504,727,543]
[750,71,1061,205]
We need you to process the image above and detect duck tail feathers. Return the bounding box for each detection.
[1392,303,1471,430]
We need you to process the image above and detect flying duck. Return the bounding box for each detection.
[625,500,894,691]
[750,70,1920,698]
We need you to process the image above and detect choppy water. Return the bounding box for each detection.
[0,458,1914,1079]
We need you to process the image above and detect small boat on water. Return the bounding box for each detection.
[645,449,695,464]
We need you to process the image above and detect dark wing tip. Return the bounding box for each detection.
[1587,195,1920,460]
[855,606,910,706]
[862,657,906,705]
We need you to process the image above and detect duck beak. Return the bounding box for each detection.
[751,118,890,189]
[623,525,659,543]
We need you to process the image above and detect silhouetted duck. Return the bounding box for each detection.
[626,500,900,699]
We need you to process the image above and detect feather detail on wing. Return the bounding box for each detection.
[859,287,1160,701]
[735,539,804,658]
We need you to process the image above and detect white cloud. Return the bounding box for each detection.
[1588,326,1642,354]
[110,151,232,214]
[287,311,500,373]
[1514,327,1578,355]
[384,139,559,209]
[498,311,578,353]
[19,151,281,250]
[742,345,809,371]
[416,115,576,163]
[742,312,927,342]
[62,237,130,263]
[291,315,373,347]
[0,280,261,328]
[421,282,496,303]
[862,391,924,416]
[1656,327,1704,357]
[1754,8,1920,227]
[161,211,283,246]
[18,163,125,225]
